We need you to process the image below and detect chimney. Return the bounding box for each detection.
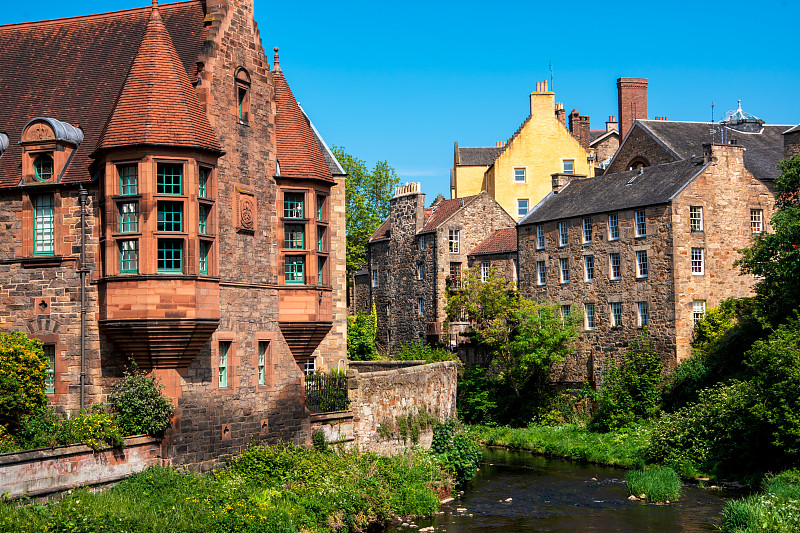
[551,172,584,193]
[390,182,426,234]
[617,77,648,138]
[569,109,591,150]
[555,102,565,126]
[530,80,555,118]
[606,115,618,132]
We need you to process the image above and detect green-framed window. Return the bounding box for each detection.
[119,164,138,195]
[257,341,268,385]
[120,240,139,274]
[283,193,304,219]
[317,195,325,221]
[119,201,138,233]
[284,256,305,284]
[199,241,209,275]
[218,341,229,388]
[199,204,209,235]
[157,202,183,232]
[157,163,183,195]
[318,257,326,285]
[198,167,210,198]
[43,345,55,394]
[33,194,55,256]
[284,224,304,249]
[34,154,54,181]
[157,239,183,272]
[317,226,325,251]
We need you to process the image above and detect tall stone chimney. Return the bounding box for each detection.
[530,80,555,119]
[606,115,618,132]
[617,78,648,138]
[555,102,566,127]
[569,109,591,149]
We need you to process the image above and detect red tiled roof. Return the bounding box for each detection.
[273,64,334,183]
[0,1,208,187]
[369,217,391,242]
[419,195,479,232]
[469,227,517,256]
[96,4,221,154]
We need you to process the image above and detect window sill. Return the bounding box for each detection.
[16,255,70,268]
[610,277,621,281]
[636,275,648,280]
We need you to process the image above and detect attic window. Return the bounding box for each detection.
[34,154,54,181]
[235,67,251,124]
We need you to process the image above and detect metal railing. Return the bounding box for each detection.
[304,372,350,413]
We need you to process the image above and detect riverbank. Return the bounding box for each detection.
[0,443,450,533]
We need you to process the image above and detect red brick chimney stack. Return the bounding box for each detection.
[568,109,591,150]
[617,77,648,138]
[555,102,565,126]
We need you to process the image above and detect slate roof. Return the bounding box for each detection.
[519,158,708,226]
[273,61,334,183]
[784,124,800,135]
[469,227,517,256]
[634,120,789,181]
[419,195,479,233]
[590,131,605,142]
[457,147,502,166]
[96,4,221,154]
[0,0,208,187]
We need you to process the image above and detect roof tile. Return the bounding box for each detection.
[469,227,517,255]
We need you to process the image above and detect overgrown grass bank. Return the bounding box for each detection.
[720,470,800,533]
[625,466,682,502]
[0,443,451,533]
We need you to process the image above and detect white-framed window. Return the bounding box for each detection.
[561,304,571,323]
[559,258,570,283]
[448,229,460,253]
[303,358,316,375]
[419,235,426,250]
[558,222,568,247]
[635,210,647,237]
[517,199,529,217]
[418,298,424,315]
[450,262,462,288]
[751,209,763,234]
[690,206,703,232]
[638,302,648,327]
[417,264,424,281]
[693,299,706,325]
[582,218,592,243]
[387,270,392,284]
[610,302,623,327]
[691,247,704,275]
[609,253,621,279]
[563,159,575,174]
[371,269,378,287]
[584,255,595,281]
[537,261,546,285]
[608,213,619,240]
[536,225,545,249]
[585,303,595,330]
[481,261,491,282]
[636,250,648,278]
[514,168,526,183]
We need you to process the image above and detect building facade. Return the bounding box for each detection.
[518,143,774,383]
[0,0,346,468]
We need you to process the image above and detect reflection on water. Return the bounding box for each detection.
[390,448,729,533]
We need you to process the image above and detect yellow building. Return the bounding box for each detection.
[451,80,595,220]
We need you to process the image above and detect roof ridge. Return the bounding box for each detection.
[0,1,201,30]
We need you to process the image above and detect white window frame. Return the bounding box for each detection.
[582,218,592,243]
[536,225,545,249]
[558,222,568,247]
[417,264,424,281]
[635,210,647,237]
[514,168,526,183]
[609,253,621,279]
[636,250,648,278]
[418,298,424,315]
[584,303,595,330]
[638,302,648,328]
[537,261,546,285]
[691,247,704,275]
[561,304,571,323]
[481,261,491,282]
[751,209,763,234]
[608,213,619,241]
[584,255,595,281]
[610,302,623,327]
[562,159,575,174]
[693,299,706,325]
[559,257,570,283]
[517,199,529,217]
[690,206,703,232]
[448,229,460,253]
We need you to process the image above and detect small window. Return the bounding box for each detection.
[419,235,426,250]
[481,262,491,282]
[317,195,325,221]
[33,195,55,256]
[157,239,183,272]
[690,206,703,232]
[303,358,317,375]
[609,253,621,279]
[257,341,269,385]
[635,210,647,237]
[517,199,529,217]
[449,229,460,253]
[387,246,391,257]
[584,255,595,281]
[387,302,392,317]
[561,304,571,323]
[198,167,210,198]
[582,218,592,243]
[218,341,230,388]
[558,222,568,247]
[450,262,462,288]
[156,163,183,195]
[514,168,526,183]
[537,261,547,285]
[693,300,706,325]
[636,250,648,278]
[563,160,575,174]
[318,257,326,285]
[418,298,424,315]
[638,302,649,327]
[284,192,304,219]
[372,269,379,287]
[119,202,138,233]
[285,256,305,284]
[317,226,325,251]
[610,302,623,327]
[584,303,595,330]
[120,240,139,274]
[43,345,56,394]
[235,67,251,123]
[284,224,305,249]
[751,209,763,234]
[691,247,704,275]
[536,225,545,249]
[417,264,424,281]
[559,258,570,283]
[34,154,54,181]
[199,241,210,275]
[157,202,183,232]
[386,270,392,284]
[119,164,138,195]
[608,213,619,240]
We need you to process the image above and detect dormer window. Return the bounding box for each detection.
[234,67,251,124]
[19,118,83,185]
[34,154,54,181]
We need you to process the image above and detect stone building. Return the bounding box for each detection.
[785,124,800,158]
[466,227,518,286]
[517,143,774,384]
[590,116,620,171]
[0,0,346,468]
[360,184,514,351]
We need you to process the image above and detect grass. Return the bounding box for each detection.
[720,469,800,533]
[468,423,651,469]
[0,443,451,533]
[625,466,682,502]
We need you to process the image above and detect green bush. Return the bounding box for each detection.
[721,470,800,533]
[457,365,500,425]
[311,429,328,452]
[0,331,48,433]
[430,419,482,487]
[347,310,379,361]
[56,411,125,451]
[395,340,455,363]
[590,333,663,432]
[625,466,681,502]
[14,406,60,450]
[108,365,173,436]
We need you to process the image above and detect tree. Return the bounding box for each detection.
[0,332,48,433]
[332,146,399,276]
[737,155,800,326]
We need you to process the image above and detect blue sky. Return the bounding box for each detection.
[8,0,800,199]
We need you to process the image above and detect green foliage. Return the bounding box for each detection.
[347,310,380,361]
[333,146,400,275]
[393,405,436,444]
[108,364,173,436]
[55,411,125,451]
[394,340,455,363]
[304,370,350,413]
[0,331,48,433]
[457,365,500,425]
[721,470,800,533]
[625,466,682,502]
[311,429,328,453]
[14,406,60,450]
[692,297,739,347]
[590,333,663,432]
[430,419,482,487]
